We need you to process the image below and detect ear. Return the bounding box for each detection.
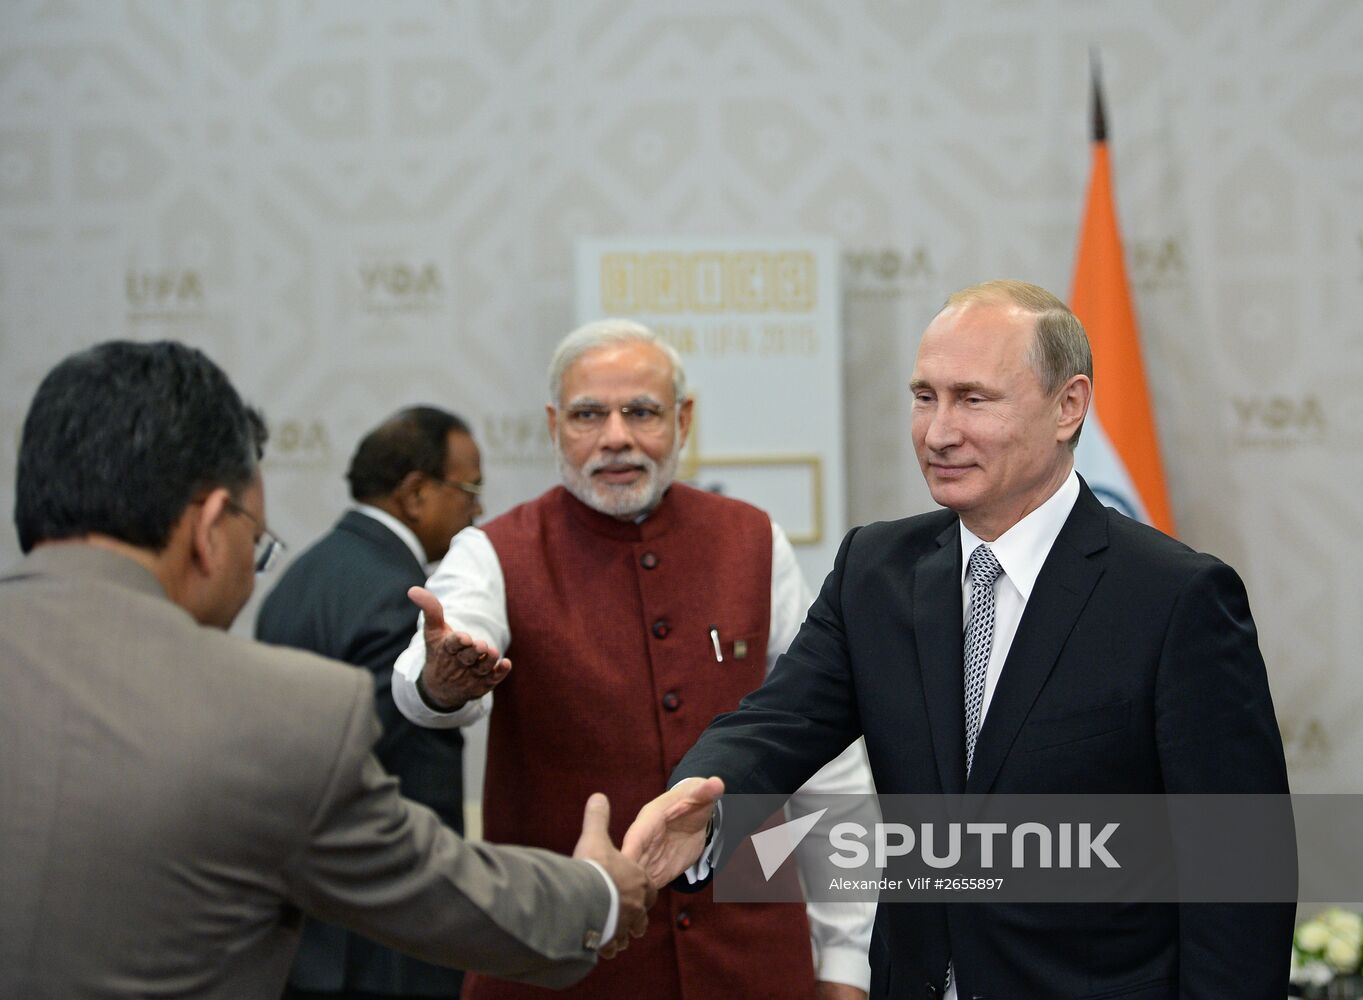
[393,471,426,521]
[1056,374,1092,445]
[190,487,234,575]
[676,396,694,448]
[545,403,558,442]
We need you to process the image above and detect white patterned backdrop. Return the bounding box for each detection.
[2,0,1360,795]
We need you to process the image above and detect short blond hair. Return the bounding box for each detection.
[942,280,1092,448]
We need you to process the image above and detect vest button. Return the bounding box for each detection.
[651,619,670,639]
[675,909,691,930]
[662,691,681,712]
[640,551,659,569]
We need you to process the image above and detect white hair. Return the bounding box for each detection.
[547,318,686,406]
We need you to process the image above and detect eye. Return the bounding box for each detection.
[567,407,606,424]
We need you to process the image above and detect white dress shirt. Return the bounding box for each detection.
[352,504,427,567]
[393,519,876,991]
[944,468,1080,1000]
[956,469,1080,734]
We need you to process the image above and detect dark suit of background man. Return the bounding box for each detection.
[628,280,1295,999]
[0,340,654,1000]
[257,406,484,1000]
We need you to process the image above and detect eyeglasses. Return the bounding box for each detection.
[224,499,286,574]
[562,403,673,434]
[432,477,482,498]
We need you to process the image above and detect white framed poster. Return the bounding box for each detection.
[576,239,845,589]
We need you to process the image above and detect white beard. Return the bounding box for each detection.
[558,440,680,519]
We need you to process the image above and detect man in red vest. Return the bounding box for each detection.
[392,319,875,1000]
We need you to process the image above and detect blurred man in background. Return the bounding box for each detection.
[0,340,651,1000]
[257,405,482,1000]
[392,319,875,1000]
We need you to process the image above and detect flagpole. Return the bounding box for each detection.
[1070,50,1177,536]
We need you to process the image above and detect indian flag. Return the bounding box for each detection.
[1070,57,1176,537]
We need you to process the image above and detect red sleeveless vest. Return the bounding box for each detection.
[463,484,817,1000]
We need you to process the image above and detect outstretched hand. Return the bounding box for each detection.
[407,586,511,710]
[572,793,655,958]
[622,776,725,889]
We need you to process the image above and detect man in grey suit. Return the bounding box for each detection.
[0,340,653,1000]
[258,405,484,1000]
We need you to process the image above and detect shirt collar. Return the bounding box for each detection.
[958,468,1080,601]
[353,504,428,568]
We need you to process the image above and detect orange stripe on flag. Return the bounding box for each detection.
[1070,141,1176,536]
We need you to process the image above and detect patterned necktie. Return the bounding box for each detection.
[963,543,1004,778]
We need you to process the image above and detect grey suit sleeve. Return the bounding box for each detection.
[284,672,611,989]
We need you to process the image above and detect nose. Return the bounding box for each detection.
[598,408,634,450]
[921,403,961,454]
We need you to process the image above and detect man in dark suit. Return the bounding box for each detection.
[0,340,654,1000]
[626,280,1294,998]
[257,406,483,1000]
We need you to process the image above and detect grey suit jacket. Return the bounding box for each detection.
[0,544,609,1000]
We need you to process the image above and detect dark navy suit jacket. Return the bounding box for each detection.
[257,510,464,996]
[674,481,1293,1000]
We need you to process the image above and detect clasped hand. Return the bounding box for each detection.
[621,779,867,999]
[621,776,725,889]
[572,778,723,960]
[572,793,655,958]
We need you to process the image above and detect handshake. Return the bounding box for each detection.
[570,777,726,958]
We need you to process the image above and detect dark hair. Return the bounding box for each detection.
[345,406,470,502]
[14,340,267,554]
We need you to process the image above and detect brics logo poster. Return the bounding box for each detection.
[577,238,843,591]
[599,251,817,314]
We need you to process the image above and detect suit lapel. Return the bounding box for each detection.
[914,521,967,794]
[965,484,1110,794]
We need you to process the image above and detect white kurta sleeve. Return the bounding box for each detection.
[770,522,876,992]
[392,527,511,730]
